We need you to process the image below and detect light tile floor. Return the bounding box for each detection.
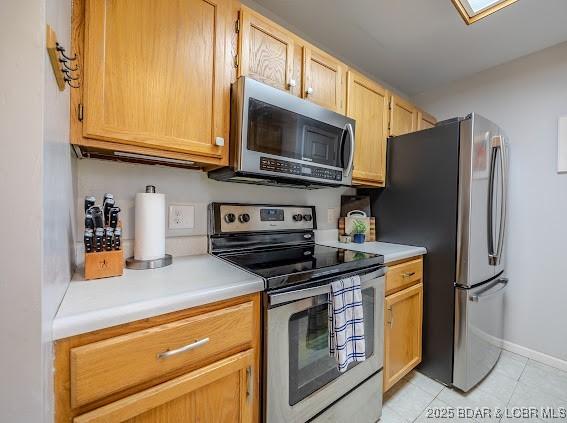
[382,351,567,422]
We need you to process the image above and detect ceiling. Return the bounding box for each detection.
[246,0,567,96]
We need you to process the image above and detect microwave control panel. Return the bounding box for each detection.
[260,157,342,181]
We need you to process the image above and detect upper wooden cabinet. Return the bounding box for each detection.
[346,70,388,187]
[238,6,346,113]
[239,6,294,92]
[304,47,346,114]
[72,0,231,167]
[417,110,437,130]
[71,1,437,172]
[389,95,418,136]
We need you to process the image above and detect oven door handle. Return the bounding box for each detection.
[269,268,385,306]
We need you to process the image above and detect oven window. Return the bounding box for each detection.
[247,98,343,167]
[288,287,375,405]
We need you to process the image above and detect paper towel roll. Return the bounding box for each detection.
[134,191,166,261]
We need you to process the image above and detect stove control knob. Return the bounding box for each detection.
[303,214,313,222]
[224,213,236,224]
[238,213,250,223]
[293,214,303,222]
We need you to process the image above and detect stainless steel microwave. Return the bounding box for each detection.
[208,77,355,188]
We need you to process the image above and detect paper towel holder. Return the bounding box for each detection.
[126,184,172,270]
[126,254,172,270]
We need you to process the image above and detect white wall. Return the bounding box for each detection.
[0,0,74,421]
[43,0,75,421]
[0,1,46,422]
[75,159,352,259]
[413,41,567,361]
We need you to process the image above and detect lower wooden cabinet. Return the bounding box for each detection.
[55,294,260,423]
[383,258,423,392]
[73,350,254,423]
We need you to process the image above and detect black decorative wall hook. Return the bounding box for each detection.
[47,25,81,91]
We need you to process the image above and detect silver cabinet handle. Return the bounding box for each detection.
[157,337,210,359]
[306,87,314,95]
[344,123,355,177]
[402,271,416,278]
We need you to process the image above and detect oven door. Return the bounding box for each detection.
[235,77,355,186]
[265,268,384,423]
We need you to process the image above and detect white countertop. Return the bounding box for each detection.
[53,255,264,340]
[317,241,426,263]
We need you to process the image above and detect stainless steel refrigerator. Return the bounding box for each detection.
[369,113,509,391]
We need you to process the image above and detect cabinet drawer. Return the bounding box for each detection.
[386,258,422,296]
[70,301,254,408]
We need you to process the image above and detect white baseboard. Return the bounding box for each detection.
[502,339,567,372]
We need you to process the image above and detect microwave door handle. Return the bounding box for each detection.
[344,123,355,177]
[495,137,507,265]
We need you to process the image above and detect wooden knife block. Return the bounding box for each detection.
[84,249,124,280]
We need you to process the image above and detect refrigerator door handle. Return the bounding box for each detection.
[487,139,497,264]
[487,135,505,266]
[469,278,508,302]
[495,137,507,266]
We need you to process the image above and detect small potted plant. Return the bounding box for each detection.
[351,219,368,244]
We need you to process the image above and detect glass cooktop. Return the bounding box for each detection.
[218,244,384,291]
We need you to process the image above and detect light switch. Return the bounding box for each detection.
[168,204,195,229]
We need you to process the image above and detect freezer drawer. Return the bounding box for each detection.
[453,277,507,391]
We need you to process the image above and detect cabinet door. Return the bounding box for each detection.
[346,70,388,186]
[73,350,255,423]
[417,110,437,130]
[304,46,346,113]
[239,6,294,92]
[383,283,423,392]
[83,0,229,159]
[389,95,418,136]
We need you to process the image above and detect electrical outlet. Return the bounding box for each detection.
[327,207,339,224]
[168,204,195,229]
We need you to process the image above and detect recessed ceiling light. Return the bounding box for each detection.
[452,0,519,25]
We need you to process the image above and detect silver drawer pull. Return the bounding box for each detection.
[157,337,210,359]
[402,271,416,278]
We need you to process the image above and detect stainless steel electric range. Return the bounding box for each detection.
[209,203,386,423]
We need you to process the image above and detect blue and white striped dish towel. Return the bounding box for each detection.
[328,275,365,373]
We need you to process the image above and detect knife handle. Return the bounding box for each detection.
[94,228,104,252]
[85,213,95,230]
[84,230,94,253]
[109,207,120,229]
[113,227,122,250]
